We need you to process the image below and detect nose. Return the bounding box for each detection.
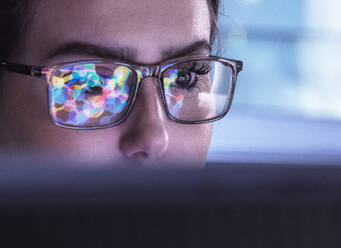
[118,76,169,163]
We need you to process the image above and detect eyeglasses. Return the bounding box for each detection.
[0,56,243,130]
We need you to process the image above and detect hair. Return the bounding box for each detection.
[0,0,220,61]
[0,1,33,61]
[208,0,221,48]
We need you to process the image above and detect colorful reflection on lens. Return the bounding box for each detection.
[50,63,134,127]
[163,69,185,117]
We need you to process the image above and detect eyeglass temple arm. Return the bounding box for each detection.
[236,61,243,73]
[0,62,44,78]
[233,60,243,73]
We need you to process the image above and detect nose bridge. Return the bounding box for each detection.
[119,65,169,161]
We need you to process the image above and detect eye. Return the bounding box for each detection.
[175,69,196,88]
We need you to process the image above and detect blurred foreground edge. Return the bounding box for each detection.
[1,161,341,209]
[1,160,341,248]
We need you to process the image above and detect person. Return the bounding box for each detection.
[0,0,242,168]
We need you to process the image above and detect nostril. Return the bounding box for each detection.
[119,128,169,162]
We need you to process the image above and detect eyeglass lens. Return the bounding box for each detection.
[49,63,136,127]
[163,60,233,121]
[48,60,234,128]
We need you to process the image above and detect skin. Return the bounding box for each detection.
[0,0,213,168]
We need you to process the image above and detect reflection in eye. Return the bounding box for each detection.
[175,69,196,88]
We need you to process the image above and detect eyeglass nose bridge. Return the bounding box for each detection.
[135,65,161,83]
[125,64,167,124]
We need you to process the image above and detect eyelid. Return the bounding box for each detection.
[171,61,211,72]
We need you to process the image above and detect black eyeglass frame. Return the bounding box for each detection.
[0,56,243,130]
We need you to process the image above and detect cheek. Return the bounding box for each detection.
[0,74,119,157]
[45,128,122,164]
[0,73,50,147]
[168,123,212,160]
[0,74,49,138]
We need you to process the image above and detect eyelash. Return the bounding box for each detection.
[185,63,211,93]
[191,63,212,75]
[186,78,207,94]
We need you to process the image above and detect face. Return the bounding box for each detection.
[0,0,213,168]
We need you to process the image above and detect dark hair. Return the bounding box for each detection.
[0,0,220,61]
[208,0,220,47]
[0,1,33,60]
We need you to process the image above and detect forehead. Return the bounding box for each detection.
[28,0,211,63]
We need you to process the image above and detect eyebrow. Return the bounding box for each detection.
[47,40,211,63]
[162,40,212,60]
[47,42,137,61]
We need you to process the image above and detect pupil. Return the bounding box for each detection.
[177,70,191,86]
